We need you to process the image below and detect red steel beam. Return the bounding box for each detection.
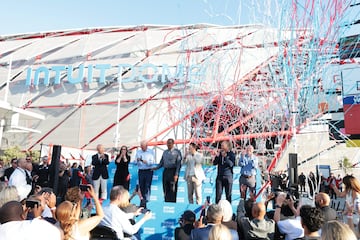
[217,97,281,137]
[147,130,292,146]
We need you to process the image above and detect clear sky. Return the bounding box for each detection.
[0,0,280,35]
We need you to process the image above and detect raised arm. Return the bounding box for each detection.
[78,184,104,235]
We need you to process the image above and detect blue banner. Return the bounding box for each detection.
[103,162,262,239]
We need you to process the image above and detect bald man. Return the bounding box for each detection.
[92,144,110,200]
[315,192,336,222]
[237,200,275,239]
[135,140,156,208]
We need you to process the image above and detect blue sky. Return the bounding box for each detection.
[0,0,281,35]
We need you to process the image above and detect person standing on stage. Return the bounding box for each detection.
[91,144,109,200]
[238,145,258,199]
[113,145,131,190]
[154,138,182,202]
[213,140,235,203]
[135,140,156,208]
[184,143,206,204]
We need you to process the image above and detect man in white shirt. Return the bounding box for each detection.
[0,201,62,240]
[8,157,32,200]
[273,192,304,240]
[135,140,156,208]
[100,185,153,239]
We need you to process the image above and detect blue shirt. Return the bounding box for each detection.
[134,148,156,170]
[157,148,182,176]
[238,154,258,176]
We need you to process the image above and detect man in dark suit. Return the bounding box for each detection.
[92,144,109,200]
[4,158,18,181]
[213,140,235,203]
[190,204,238,240]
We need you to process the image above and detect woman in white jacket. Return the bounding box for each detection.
[184,143,206,204]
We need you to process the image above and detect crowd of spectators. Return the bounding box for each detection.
[0,143,359,240]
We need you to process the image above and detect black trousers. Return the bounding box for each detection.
[163,168,177,202]
[215,174,233,203]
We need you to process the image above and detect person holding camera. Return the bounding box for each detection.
[273,191,304,240]
[0,201,62,240]
[213,140,235,203]
[56,184,104,240]
[175,210,196,240]
[236,184,275,240]
[100,185,152,239]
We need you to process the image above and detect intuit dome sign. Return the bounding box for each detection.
[25,63,206,86]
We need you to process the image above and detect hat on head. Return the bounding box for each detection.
[181,210,195,222]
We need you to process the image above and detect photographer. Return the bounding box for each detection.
[100,185,152,239]
[175,210,196,240]
[273,191,304,240]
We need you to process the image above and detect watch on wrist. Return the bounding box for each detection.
[275,204,282,209]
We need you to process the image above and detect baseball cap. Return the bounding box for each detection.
[181,210,195,222]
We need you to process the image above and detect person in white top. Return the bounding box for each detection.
[331,175,360,236]
[273,192,304,240]
[56,184,104,240]
[100,185,152,239]
[8,157,32,200]
[0,200,62,240]
[183,143,206,204]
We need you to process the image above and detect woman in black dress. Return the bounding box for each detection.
[113,145,130,189]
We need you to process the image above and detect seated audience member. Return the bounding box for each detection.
[26,194,57,224]
[65,186,92,219]
[0,201,62,240]
[315,192,337,222]
[190,204,239,240]
[100,185,152,239]
[321,220,357,240]
[208,223,232,240]
[0,185,19,207]
[175,210,196,240]
[298,205,324,239]
[237,198,275,239]
[37,187,57,221]
[273,192,304,240]
[218,199,237,231]
[56,184,103,240]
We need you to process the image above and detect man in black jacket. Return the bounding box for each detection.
[92,144,109,200]
[175,210,196,240]
[213,140,235,203]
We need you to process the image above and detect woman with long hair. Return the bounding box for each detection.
[331,174,360,236]
[113,146,130,190]
[56,184,104,240]
[322,220,357,240]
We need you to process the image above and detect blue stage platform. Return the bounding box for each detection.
[102,162,262,239]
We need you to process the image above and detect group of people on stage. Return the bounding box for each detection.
[1,139,360,240]
[108,139,260,206]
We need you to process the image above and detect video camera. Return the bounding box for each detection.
[273,187,298,202]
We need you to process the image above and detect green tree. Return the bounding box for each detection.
[2,146,26,164]
[342,156,353,174]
